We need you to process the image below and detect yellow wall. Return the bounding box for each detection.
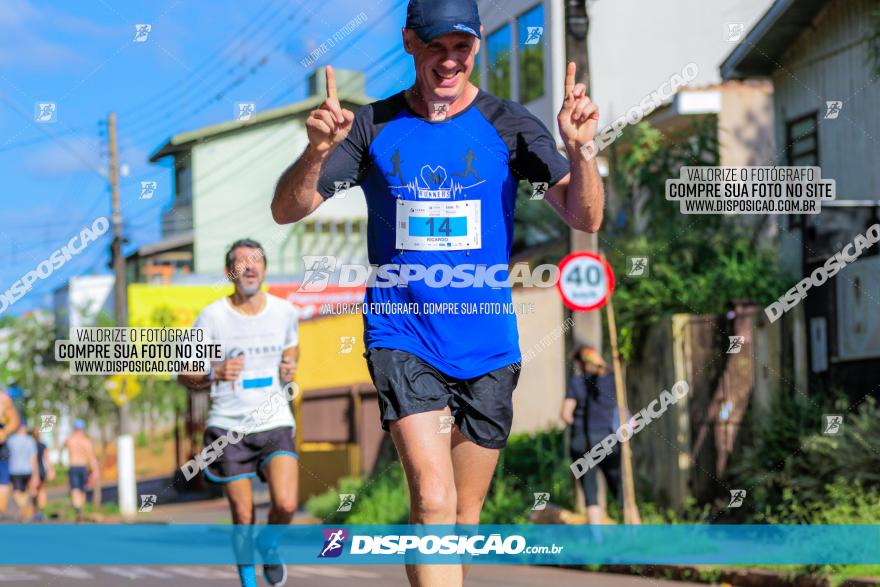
[128,284,232,328]
[297,314,370,391]
[127,284,370,391]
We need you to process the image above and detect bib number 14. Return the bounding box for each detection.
[395,200,480,250]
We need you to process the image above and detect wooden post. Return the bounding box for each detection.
[604,290,640,524]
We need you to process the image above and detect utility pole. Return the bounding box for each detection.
[565,1,600,350]
[109,112,137,519]
[565,0,603,515]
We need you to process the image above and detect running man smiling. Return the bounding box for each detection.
[272,1,602,585]
[179,239,299,587]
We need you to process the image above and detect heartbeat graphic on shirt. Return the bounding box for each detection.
[388,163,485,199]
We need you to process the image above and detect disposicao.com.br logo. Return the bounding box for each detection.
[319,528,349,558]
[318,530,562,557]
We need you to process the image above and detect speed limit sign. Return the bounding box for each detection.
[556,251,615,311]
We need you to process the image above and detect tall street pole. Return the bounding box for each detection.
[564,0,604,515]
[565,0,601,351]
[109,112,137,519]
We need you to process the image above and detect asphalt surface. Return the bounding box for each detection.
[0,565,705,586]
[2,486,709,586]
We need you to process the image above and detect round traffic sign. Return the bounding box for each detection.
[556,251,615,311]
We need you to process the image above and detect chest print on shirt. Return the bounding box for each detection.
[384,147,486,200]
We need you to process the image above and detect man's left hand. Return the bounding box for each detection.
[557,62,599,152]
[279,359,297,383]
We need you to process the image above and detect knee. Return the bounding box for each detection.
[412,482,456,522]
[230,501,254,524]
[272,494,298,518]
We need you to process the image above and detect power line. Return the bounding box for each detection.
[0,124,95,154]
[0,93,107,181]
[89,2,407,251]
[267,0,408,107]
[122,3,323,139]
[117,23,404,233]
[118,0,288,121]
[189,48,403,227]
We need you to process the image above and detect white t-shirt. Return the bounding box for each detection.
[193,294,298,433]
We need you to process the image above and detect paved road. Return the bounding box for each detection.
[4,487,710,586]
[0,565,705,586]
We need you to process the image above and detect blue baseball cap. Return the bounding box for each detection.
[406,0,481,43]
[73,419,85,430]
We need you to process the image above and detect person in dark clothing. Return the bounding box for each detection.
[561,345,639,524]
[31,428,53,521]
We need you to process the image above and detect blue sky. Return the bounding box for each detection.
[0,0,412,315]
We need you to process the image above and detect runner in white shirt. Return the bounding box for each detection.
[179,238,298,587]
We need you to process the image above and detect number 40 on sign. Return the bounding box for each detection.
[556,251,615,312]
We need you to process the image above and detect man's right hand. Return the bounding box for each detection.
[306,65,355,153]
[212,355,245,382]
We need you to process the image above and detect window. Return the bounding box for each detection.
[487,25,512,99]
[518,4,545,103]
[785,112,818,229]
[786,112,819,166]
[175,159,193,204]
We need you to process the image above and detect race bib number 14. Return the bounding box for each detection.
[396,200,481,251]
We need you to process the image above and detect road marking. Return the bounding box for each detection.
[165,566,238,579]
[101,566,175,579]
[0,565,382,582]
[288,566,380,578]
[41,567,94,579]
[0,568,41,581]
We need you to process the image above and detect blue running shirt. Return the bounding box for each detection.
[318,90,570,378]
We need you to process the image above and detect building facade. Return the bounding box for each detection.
[722,0,880,397]
[148,69,372,279]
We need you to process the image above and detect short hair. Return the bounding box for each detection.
[225,238,267,271]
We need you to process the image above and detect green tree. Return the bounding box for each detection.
[607,119,787,361]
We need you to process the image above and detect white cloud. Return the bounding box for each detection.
[23,136,104,177]
[0,0,115,70]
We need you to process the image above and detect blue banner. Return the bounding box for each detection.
[1,524,878,565]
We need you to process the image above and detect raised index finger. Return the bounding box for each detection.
[326,65,338,102]
[564,62,576,96]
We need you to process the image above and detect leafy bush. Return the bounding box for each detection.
[730,394,880,515]
[765,480,880,525]
[345,465,409,524]
[306,430,577,525]
[486,429,575,523]
[305,465,409,524]
[607,120,789,362]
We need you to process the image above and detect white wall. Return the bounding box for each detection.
[771,0,880,199]
[191,117,367,276]
[479,0,775,130]
[511,286,568,434]
[53,275,114,335]
[588,0,773,124]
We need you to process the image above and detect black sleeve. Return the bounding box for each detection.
[316,104,373,200]
[505,102,570,187]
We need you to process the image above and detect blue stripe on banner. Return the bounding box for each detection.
[1,525,879,565]
[242,377,273,389]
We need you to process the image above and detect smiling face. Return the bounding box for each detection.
[227,246,265,297]
[403,29,480,104]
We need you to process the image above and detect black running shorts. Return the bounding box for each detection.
[202,425,297,484]
[365,347,521,449]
